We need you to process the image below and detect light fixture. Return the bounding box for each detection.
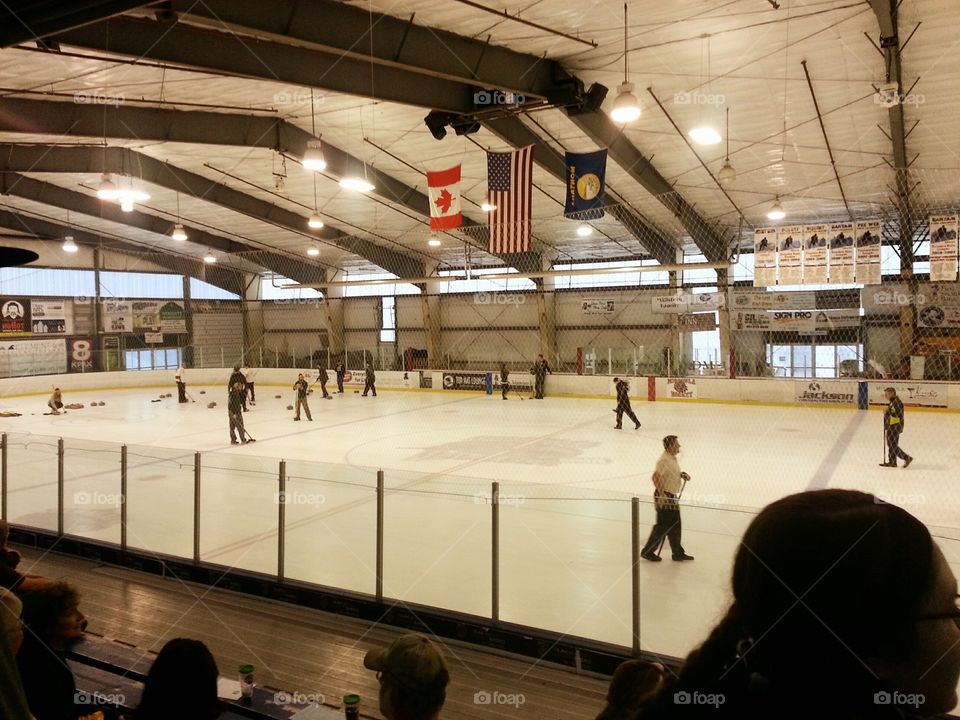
[609,4,641,124]
[339,176,374,193]
[171,192,187,240]
[62,235,78,253]
[96,173,118,200]
[307,214,324,229]
[428,237,442,247]
[302,90,327,171]
[576,224,593,237]
[718,108,737,182]
[481,200,496,212]
[688,126,722,145]
[767,197,786,221]
[203,254,217,263]
[120,197,134,212]
[307,247,320,256]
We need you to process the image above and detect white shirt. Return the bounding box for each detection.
[654,451,683,495]
[239,367,250,380]
[244,367,257,381]
[175,365,185,381]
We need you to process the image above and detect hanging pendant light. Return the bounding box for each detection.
[171,192,188,240]
[610,4,641,124]
[428,237,442,247]
[480,199,496,212]
[307,247,320,256]
[96,173,118,200]
[62,235,78,253]
[302,90,327,171]
[203,254,217,263]
[688,35,721,145]
[576,224,593,237]
[718,107,737,183]
[767,197,786,220]
[307,175,324,228]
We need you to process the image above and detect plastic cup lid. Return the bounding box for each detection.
[239,664,255,673]
[343,694,361,705]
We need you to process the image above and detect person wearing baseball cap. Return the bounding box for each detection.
[364,633,450,720]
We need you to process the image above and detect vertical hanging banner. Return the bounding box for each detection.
[427,165,462,230]
[488,145,534,254]
[777,226,804,285]
[753,228,778,286]
[828,221,856,284]
[855,220,882,285]
[803,224,829,284]
[929,214,959,282]
[563,150,607,220]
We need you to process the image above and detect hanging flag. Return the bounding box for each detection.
[488,145,534,254]
[427,165,462,230]
[563,149,606,220]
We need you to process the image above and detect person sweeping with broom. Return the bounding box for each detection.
[640,435,694,562]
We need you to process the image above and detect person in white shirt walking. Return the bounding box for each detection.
[243,366,257,405]
[175,363,189,403]
[640,435,694,562]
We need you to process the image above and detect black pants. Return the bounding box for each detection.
[246,382,255,403]
[320,381,330,398]
[177,380,187,403]
[886,428,909,464]
[615,404,640,427]
[501,382,509,399]
[534,376,545,398]
[229,411,247,442]
[363,379,376,396]
[295,396,312,420]
[641,497,685,558]
[337,376,344,393]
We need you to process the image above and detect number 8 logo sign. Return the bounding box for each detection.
[72,340,92,362]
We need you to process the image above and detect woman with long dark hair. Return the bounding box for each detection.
[134,639,221,720]
[633,490,960,719]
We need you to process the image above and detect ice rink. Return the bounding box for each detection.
[2,383,958,663]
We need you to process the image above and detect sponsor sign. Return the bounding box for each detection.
[868,382,947,408]
[158,301,187,333]
[0,338,67,376]
[803,224,829,284]
[677,313,717,331]
[652,292,724,314]
[732,309,860,332]
[753,227,778,286]
[666,377,697,399]
[929,213,959,282]
[144,332,164,344]
[829,221,856,284]
[30,300,67,334]
[917,305,960,328]
[581,299,615,315]
[67,337,95,373]
[102,301,133,332]
[730,290,816,310]
[443,371,489,391]
[494,374,533,392]
[0,299,29,335]
[854,220,882,285]
[337,370,419,389]
[777,226,805,286]
[794,380,857,405]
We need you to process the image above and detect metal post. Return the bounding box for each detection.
[376,469,384,602]
[278,460,286,582]
[608,347,612,376]
[199,347,204,368]
[57,438,64,536]
[631,496,641,655]
[120,445,128,552]
[193,452,201,563]
[275,348,279,368]
[220,347,224,368]
[259,346,263,368]
[1,433,6,522]
[492,481,500,622]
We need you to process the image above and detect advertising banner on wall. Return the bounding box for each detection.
[334,370,420,389]
[442,371,489,391]
[102,301,133,332]
[854,220,882,285]
[494,374,533,393]
[677,313,717,331]
[732,309,860,332]
[917,305,960,328]
[158,301,187,333]
[67,337,94,373]
[30,300,67,334]
[828,222,856,284]
[665,377,697,399]
[730,289,816,310]
[803,224,829,284]
[652,292,724,314]
[0,299,29,335]
[916,282,960,328]
[929,213,959,282]
[581,299,615,315]
[145,332,164,344]
[0,338,66,377]
[794,380,857,405]
[132,301,160,330]
[753,228,778,286]
[867,381,947,408]
[777,226,804,286]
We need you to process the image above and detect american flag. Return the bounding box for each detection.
[487,145,534,254]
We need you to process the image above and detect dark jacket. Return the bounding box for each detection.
[335,364,345,379]
[228,384,245,414]
[884,395,905,431]
[227,370,245,390]
[500,368,509,382]
[533,359,551,379]
[616,381,631,407]
[366,368,376,382]
[293,379,309,398]
[317,367,328,383]
[17,633,79,720]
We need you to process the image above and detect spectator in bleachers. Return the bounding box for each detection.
[0,588,24,655]
[364,634,450,720]
[130,638,221,720]
[595,659,665,720]
[630,490,960,719]
[0,520,49,593]
[0,596,32,720]
[16,581,88,720]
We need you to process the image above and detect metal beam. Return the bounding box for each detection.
[0,97,526,273]
[0,1,150,47]
[52,17,476,114]
[0,144,424,279]
[0,172,325,285]
[0,209,244,294]
[484,116,678,266]
[566,112,729,263]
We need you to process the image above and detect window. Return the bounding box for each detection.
[380,296,396,343]
[125,347,181,371]
[732,254,755,283]
[682,253,717,285]
[766,342,864,378]
[438,267,536,293]
[261,275,322,300]
[341,273,419,297]
[100,272,183,299]
[552,260,668,289]
[0,268,95,297]
[191,278,240,300]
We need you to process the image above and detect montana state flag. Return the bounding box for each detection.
[427,165,462,230]
[564,150,607,220]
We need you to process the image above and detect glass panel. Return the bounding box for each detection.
[100,271,183,298]
[5,433,59,532]
[125,445,195,558]
[138,350,152,370]
[815,345,836,378]
[198,452,278,575]
[792,345,813,377]
[837,345,863,377]
[0,267,95,297]
[770,345,791,377]
[124,351,138,370]
[62,439,122,544]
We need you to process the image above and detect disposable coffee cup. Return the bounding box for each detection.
[343,694,361,720]
[239,664,255,698]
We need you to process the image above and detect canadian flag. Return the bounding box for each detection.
[427,165,462,230]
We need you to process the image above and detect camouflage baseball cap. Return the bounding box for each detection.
[363,634,448,691]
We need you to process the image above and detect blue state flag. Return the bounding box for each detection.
[564,149,607,220]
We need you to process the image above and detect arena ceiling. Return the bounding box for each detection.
[0,0,956,291]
